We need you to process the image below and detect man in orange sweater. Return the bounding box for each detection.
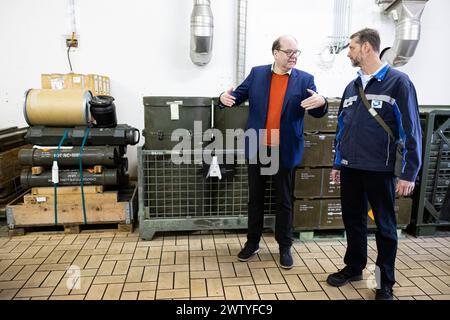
[219,35,327,269]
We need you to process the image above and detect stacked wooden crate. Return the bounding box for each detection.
[6,184,137,235]
[0,127,30,218]
[293,98,413,234]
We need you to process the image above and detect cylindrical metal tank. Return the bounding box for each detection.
[190,0,214,66]
[18,146,120,167]
[24,89,92,126]
[20,168,119,188]
[24,125,140,146]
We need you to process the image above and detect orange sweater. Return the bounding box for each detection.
[264,73,289,146]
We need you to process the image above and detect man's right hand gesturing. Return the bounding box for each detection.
[219,87,236,107]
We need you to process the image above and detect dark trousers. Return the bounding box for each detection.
[247,156,294,248]
[340,167,398,289]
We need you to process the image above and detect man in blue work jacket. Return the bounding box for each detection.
[219,35,328,269]
[326,28,422,300]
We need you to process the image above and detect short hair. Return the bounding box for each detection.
[272,38,282,53]
[350,28,381,53]
[271,35,297,53]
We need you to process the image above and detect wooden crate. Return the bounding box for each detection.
[0,144,32,181]
[6,184,137,235]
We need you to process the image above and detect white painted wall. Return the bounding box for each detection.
[1,0,449,176]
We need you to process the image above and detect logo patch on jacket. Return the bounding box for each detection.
[371,100,383,109]
[343,96,357,108]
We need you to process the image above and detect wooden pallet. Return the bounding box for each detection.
[6,184,137,235]
[8,222,134,237]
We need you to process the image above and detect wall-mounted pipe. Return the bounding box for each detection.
[379,0,428,67]
[236,0,248,86]
[190,0,214,66]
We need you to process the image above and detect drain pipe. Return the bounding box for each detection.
[378,0,428,67]
[236,0,248,85]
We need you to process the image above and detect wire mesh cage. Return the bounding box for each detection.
[410,107,450,235]
[138,148,276,240]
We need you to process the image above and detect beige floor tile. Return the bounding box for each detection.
[293,291,329,300]
[157,272,173,290]
[113,260,131,275]
[409,277,441,295]
[142,266,159,282]
[277,292,295,300]
[40,270,65,288]
[284,274,306,292]
[130,258,160,267]
[92,275,126,285]
[125,266,144,283]
[206,278,224,297]
[121,291,138,300]
[299,274,322,292]
[174,271,189,289]
[16,287,55,298]
[424,276,450,294]
[123,282,156,292]
[156,288,190,299]
[190,270,221,279]
[0,280,26,290]
[23,271,49,288]
[97,260,116,276]
[190,279,207,298]
[14,265,42,282]
[0,288,19,300]
[259,293,277,300]
[85,284,107,300]
[138,290,156,300]
[159,264,188,273]
[265,268,284,284]
[219,263,235,278]
[339,284,363,300]
[85,255,104,269]
[0,265,24,281]
[224,286,242,300]
[103,283,123,300]
[256,284,290,294]
[240,285,259,300]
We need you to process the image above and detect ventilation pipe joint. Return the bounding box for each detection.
[379,0,428,67]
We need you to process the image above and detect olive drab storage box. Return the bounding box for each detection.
[143,96,212,150]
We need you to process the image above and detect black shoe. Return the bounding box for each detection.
[279,247,293,269]
[326,267,363,287]
[375,287,394,300]
[237,242,260,262]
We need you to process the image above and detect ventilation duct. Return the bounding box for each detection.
[190,0,214,66]
[378,0,428,67]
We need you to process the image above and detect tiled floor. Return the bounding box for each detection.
[0,226,450,300]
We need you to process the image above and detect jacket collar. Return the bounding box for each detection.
[271,63,293,76]
[357,62,390,81]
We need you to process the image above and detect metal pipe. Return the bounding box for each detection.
[24,124,140,146]
[20,168,119,188]
[236,0,248,85]
[380,0,428,67]
[18,146,120,167]
[190,0,214,66]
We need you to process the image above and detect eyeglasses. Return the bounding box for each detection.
[278,49,301,57]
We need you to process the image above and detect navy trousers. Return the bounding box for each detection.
[247,153,294,249]
[340,167,398,289]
